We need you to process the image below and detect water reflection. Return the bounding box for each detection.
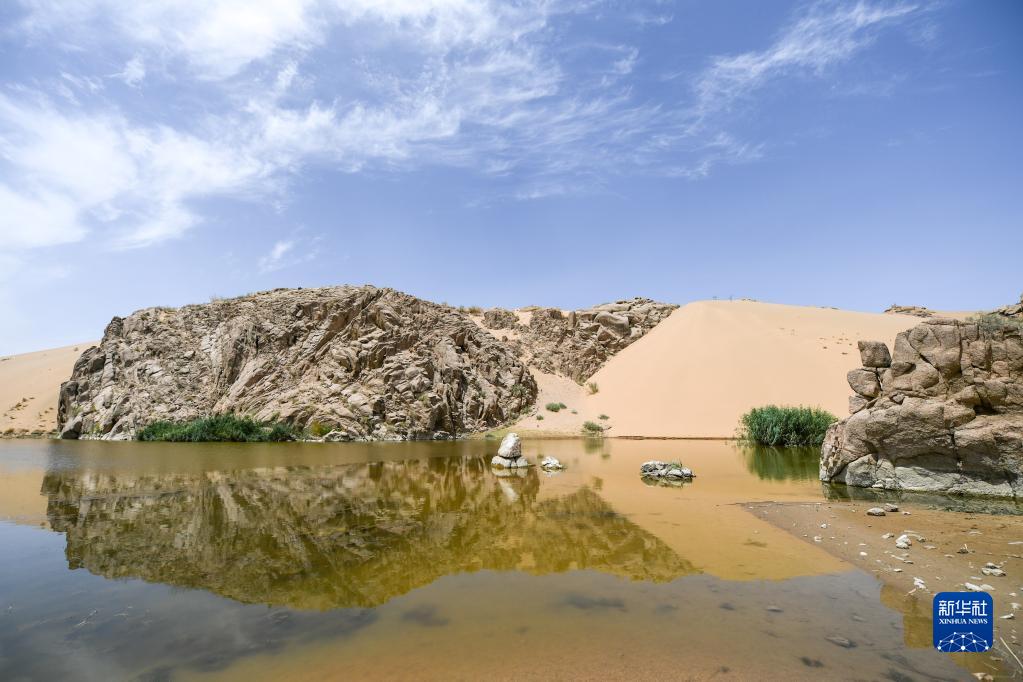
[738,444,820,482]
[43,457,695,609]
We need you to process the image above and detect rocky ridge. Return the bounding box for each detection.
[821,317,1023,497]
[481,298,678,381]
[58,286,537,441]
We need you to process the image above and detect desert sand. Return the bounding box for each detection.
[511,299,919,438]
[0,342,93,435]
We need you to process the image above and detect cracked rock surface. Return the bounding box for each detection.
[58,286,537,441]
[821,317,1023,497]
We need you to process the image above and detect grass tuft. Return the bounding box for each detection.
[582,420,605,435]
[545,402,567,412]
[137,414,300,442]
[736,406,836,447]
[586,382,599,395]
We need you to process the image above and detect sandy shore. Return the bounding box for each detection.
[750,498,1023,677]
[0,343,93,436]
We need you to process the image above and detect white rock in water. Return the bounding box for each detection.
[640,460,666,474]
[540,456,564,471]
[498,432,522,459]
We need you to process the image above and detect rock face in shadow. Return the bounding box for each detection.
[57,286,536,440]
[821,317,1023,497]
[42,458,694,609]
[494,298,678,381]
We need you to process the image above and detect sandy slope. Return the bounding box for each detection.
[0,343,92,434]
[581,300,919,438]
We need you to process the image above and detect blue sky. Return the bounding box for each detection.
[0,0,1020,354]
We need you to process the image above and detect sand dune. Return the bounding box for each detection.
[0,343,92,435]
[582,300,918,438]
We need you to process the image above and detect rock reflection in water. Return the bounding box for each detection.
[42,456,695,609]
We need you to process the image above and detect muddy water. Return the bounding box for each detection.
[0,438,995,680]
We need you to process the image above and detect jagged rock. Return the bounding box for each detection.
[512,298,677,381]
[57,286,537,441]
[885,305,936,318]
[821,315,1023,498]
[866,507,886,516]
[483,308,519,330]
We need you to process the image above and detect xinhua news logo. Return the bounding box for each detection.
[933,591,993,653]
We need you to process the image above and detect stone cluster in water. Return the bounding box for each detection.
[492,433,532,468]
[640,460,695,485]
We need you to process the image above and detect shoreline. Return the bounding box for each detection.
[747,499,1023,676]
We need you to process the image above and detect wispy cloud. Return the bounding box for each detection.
[0,0,924,256]
[692,1,917,118]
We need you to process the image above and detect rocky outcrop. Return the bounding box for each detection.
[821,318,1023,497]
[507,298,677,381]
[995,294,1023,320]
[885,305,935,318]
[58,286,536,441]
[482,308,519,330]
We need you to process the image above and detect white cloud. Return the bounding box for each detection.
[115,56,146,87]
[693,2,917,117]
[258,239,295,272]
[0,0,924,256]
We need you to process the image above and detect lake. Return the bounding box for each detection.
[0,438,993,680]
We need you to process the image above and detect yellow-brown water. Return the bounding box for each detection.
[0,438,989,680]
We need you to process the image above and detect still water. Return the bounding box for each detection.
[0,438,992,680]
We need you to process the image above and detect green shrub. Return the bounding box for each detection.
[309,420,334,438]
[598,414,609,420]
[736,406,837,447]
[586,382,599,395]
[137,414,300,442]
[536,414,544,420]
[545,402,567,412]
[582,420,605,435]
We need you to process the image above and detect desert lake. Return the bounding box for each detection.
[0,438,1011,680]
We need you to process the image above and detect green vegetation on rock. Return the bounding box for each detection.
[137,415,300,442]
[737,405,836,447]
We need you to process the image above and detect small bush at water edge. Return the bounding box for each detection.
[137,414,301,442]
[582,420,605,435]
[736,406,837,447]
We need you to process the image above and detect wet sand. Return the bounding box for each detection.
[751,498,1023,678]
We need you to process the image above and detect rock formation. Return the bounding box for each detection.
[821,317,1023,497]
[491,432,530,468]
[486,298,677,381]
[58,286,536,441]
[885,305,936,318]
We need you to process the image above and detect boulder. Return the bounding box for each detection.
[539,456,564,471]
[492,432,532,469]
[858,341,892,368]
[822,316,1023,498]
